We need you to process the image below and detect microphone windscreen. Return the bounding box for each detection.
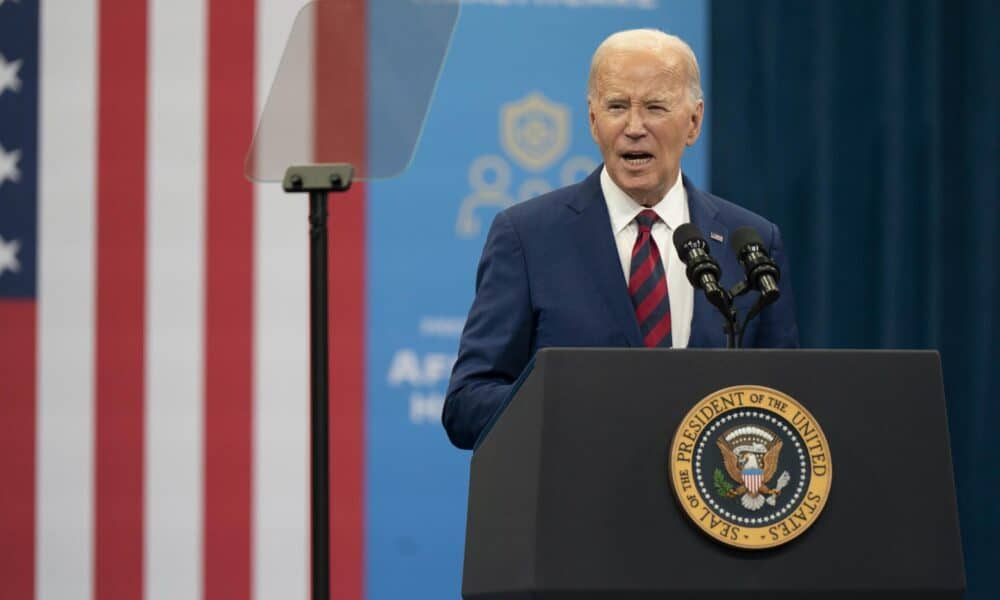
[673,223,707,256]
[730,226,765,254]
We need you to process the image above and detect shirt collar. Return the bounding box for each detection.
[600,166,687,235]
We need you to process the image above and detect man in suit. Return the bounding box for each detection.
[443,29,799,450]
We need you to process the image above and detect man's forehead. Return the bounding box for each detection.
[599,47,685,76]
[597,89,673,102]
[595,53,685,90]
[594,76,681,101]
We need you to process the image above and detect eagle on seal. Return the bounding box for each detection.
[717,426,789,511]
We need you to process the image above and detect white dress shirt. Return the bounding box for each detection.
[600,166,693,348]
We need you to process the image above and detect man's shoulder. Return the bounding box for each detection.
[691,183,780,237]
[498,177,591,228]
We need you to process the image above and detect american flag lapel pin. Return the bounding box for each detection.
[710,232,724,243]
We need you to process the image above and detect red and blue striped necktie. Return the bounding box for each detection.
[629,209,672,347]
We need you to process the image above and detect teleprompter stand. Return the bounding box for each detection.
[282,163,354,600]
[463,348,966,599]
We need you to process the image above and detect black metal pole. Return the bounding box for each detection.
[309,189,330,600]
[283,164,351,600]
[725,307,737,349]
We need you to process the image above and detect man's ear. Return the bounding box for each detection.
[588,98,599,143]
[686,99,705,146]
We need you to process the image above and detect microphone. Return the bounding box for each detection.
[730,226,780,303]
[673,223,729,314]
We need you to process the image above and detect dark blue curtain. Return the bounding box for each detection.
[710,0,998,596]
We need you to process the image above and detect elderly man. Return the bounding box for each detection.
[443,29,799,450]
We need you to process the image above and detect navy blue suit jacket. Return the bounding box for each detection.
[443,168,799,449]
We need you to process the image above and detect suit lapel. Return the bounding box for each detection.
[685,176,729,348]
[567,169,644,347]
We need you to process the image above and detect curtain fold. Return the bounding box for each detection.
[711,1,998,596]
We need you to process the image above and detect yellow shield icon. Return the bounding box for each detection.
[500,92,570,172]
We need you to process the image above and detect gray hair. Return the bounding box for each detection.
[587,29,703,104]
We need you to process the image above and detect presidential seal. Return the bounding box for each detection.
[668,385,832,549]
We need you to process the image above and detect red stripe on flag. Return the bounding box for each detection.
[0,301,36,600]
[328,184,366,600]
[95,1,148,598]
[204,1,255,598]
[316,1,366,597]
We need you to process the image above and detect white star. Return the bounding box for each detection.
[0,0,23,7]
[0,143,21,188]
[0,235,21,278]
[0,53,23,97]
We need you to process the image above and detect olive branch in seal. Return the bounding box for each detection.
[713,468,734,496]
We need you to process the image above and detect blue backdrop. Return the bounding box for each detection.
[365,2,708,598]
[711,1,997,598]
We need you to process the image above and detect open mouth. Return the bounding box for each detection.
[621,151,654,166]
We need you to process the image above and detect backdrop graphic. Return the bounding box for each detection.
[365,2,707,598]
[2,0,988,598]
[0,1,706,597]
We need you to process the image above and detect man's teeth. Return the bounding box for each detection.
[623,154,652,165]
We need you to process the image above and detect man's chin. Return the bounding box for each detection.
[614,175,659,202]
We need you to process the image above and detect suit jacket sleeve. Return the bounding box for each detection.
[443,211,535,449]
[753,222,800,348]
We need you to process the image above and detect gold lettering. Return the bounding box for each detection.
[679,469,693,492]
[677,441,693,463]
[720,391,746,409]
[709,398,723,416]
[767,395,788,412]
[792,410,815,439]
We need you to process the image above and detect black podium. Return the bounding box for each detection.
[462,349,965,599]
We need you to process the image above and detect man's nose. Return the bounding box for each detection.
[624,107,646,138]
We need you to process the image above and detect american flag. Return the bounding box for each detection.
[0,1,364,599]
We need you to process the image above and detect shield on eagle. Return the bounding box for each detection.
[743,467,763,494]
[717,425,782,498]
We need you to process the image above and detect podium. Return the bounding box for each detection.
[462,349,965,599]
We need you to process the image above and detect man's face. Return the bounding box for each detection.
[588,48,704,206]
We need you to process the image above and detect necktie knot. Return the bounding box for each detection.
[635,209,659,234]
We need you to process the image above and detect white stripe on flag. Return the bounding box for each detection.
[36,1,98,599]
[144,0,206,599]
[253,1,312,598]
